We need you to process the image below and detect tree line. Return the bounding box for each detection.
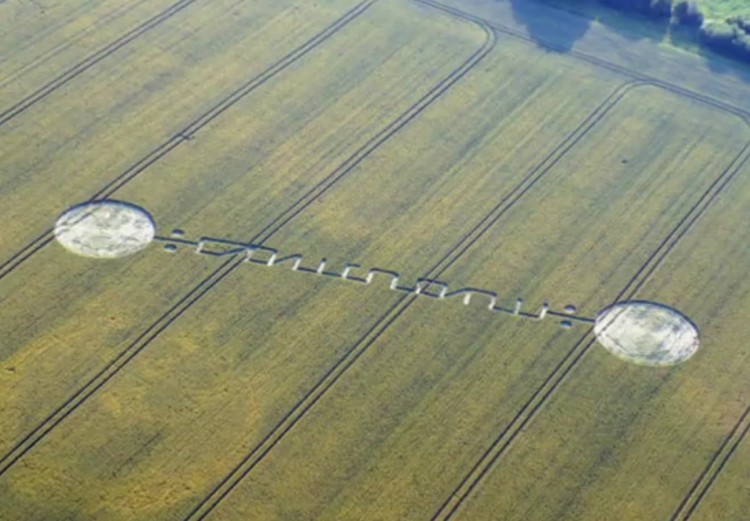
[593,0,750,64]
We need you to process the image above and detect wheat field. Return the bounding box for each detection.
[0,0,748,519]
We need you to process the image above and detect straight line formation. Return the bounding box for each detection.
[152,232,595,327]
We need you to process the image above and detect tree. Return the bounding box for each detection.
[672,0,703,27]
[699,20,750,61]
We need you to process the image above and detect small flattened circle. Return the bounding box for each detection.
[594,301,699,367]
[54,201,155,259]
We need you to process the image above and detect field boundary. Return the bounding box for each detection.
[428,0,750,125]
[0,0,495,484]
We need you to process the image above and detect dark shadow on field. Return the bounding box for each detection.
[703,48,750,83]
[507,0,668,50]
[510,0,750,83]
[657,22,750,83]
[507,0,592,52]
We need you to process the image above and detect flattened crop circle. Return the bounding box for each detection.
[54,201,155,258]
[594,301,699,366]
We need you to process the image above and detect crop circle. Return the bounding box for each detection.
[54,201,155,258]
[593,301,699,366]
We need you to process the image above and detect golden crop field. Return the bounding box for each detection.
[0,0,748,519]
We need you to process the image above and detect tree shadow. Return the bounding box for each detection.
[507,0,592,52]
[702,45,750,83]
[506,0,675,52]
[507,0,750,82]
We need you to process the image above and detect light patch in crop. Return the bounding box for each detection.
[54,201,155,258]
[594,301,700,366]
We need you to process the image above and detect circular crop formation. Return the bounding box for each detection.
[594,301,699,366]
[54,201,155,258]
